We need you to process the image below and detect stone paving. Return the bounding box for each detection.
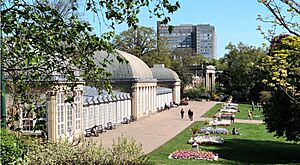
[89,101,263,154]
[90,101,216,154]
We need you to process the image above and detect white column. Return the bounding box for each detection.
[128,99,131,117]
[153,86,156,112]
[146,87,149,116]
[143,87,146,116]
[138,86,142,118]
[149,86,152,113]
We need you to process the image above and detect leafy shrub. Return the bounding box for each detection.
[27,136,148,165]
[183,87,210,100]
[109,136,148,165]
[1,131,148,164]
[28,139,109,164]
[0,129,31,164]
[190,125,199,135]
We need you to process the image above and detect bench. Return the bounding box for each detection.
[85,125,99,137]
[130,115,137,122]
[180,100,188,106]
[123,117,130,124]
[85,128,92,137]
[105,122,116,130]
[97,124,106,133]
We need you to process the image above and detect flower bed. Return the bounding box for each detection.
[187,136,224,145]
[220,108,238,113]
[209,119,231,126]
[199,127,228,134]
[169,150,218,161]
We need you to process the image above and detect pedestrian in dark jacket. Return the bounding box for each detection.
[180,109,184,119]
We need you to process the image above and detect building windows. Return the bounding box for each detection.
[57,91,64,136]
[94,106,99,125]
[83,107,87,129]
[75,91,81,130]
[88,107,94,128]
[66,103,72,132]
[22,120,33,131]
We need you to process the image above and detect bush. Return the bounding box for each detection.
[27,136,148,165]
[109,136,148,165]
[183,87,210,100]
[0,129,31,164]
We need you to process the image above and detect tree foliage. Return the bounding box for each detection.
[262,35,300,103]
[1,0,180,128]
[114,27,173,68]
[258,0,300,141]
[170,48,195,92]
[261,35,300,141]
[114,26,156,58]
[258,0,300,38]
[263,90,300,141]
[1,1,114,129]
[217,43,266,102]
[0,129,31,164]
[141,37,173,68]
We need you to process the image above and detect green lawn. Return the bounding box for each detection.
[202,103,223,118]
[202,103,264,120]
[235,103,264,120]
[147,122,300,164]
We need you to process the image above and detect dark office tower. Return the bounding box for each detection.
[157,21,216,59]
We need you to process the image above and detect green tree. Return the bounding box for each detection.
[141,37,173,68]
[263,90,300,141]
[114,26,173,67]
[218,43,266,101]
[258,0,300,38]
[262,35,300,103]
[114,26,156,58]
[1,0,180,128]
[261,35,300,141]
[258,0,300,141]
[170,48,195,92]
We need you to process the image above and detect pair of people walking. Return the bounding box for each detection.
[180,109,193,121]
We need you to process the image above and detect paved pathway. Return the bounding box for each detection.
[89,101,263,154]
[90,101,216,154]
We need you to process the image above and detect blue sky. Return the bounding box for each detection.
[85,0,275,58]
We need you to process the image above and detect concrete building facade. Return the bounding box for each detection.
[157,21,216,59]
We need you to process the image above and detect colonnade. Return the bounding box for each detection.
[132,83,157,118]
[156,92,173,111]
[82,98,131,130]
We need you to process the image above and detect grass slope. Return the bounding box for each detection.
[147,122,300,164]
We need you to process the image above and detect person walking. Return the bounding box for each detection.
[180,109,184,119]
[190,109,194,121]
[251,100,255,111]
[248,109,253,120]
[188,109,192,120]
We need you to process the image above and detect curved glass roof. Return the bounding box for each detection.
[151,64,180,82]
[94,50,154,81]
